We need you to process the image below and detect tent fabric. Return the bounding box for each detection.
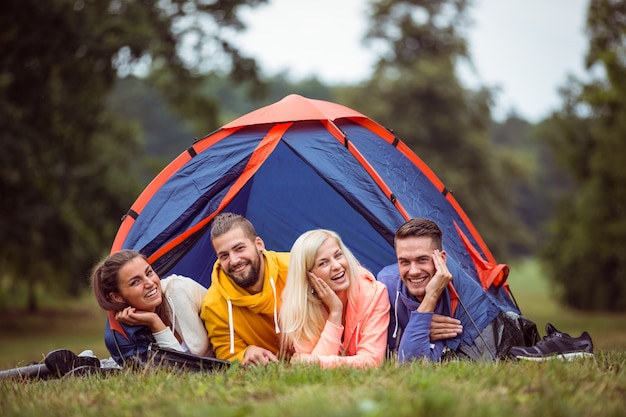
[111,94,519,316]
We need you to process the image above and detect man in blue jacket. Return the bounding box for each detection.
[377,218,538,362]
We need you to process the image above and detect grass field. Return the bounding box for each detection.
[1,259,625,417]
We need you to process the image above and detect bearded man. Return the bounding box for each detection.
[200,213,290,366]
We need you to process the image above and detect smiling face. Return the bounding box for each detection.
[310,237,351,295]
[111,256,162,312]
[212,226,265,292]
[396,235,445,301]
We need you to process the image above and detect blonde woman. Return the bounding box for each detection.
[279,229,390,367]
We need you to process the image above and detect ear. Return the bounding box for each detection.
[255,236,265,252]
[109,292,125,304]
[440,250,447,262]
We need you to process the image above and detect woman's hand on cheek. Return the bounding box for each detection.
[308,272,343,325]
[115,306,135,324]
[116,307,165,332]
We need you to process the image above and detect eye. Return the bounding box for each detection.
[318,260,328,268]
[334,251,343,260]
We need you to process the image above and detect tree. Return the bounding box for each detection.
[338,0,529,260]
[107,76,198,183]
[0,0,265,309]
[540,0,626,310]
[490,115,570,257]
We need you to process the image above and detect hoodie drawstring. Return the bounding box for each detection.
[166,295,176,333]
[227,299,234,355]
[392,290,400,339]
[269,277,281,333]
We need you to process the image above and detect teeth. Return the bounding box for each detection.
[146,289,157,297]
[232,263,246,272]
[409,277,426,284]
[332,272,345,280]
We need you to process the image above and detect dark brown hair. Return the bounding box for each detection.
[91,250,170,326]
[210,212,257,241]
[92,250,144,312]
[394,218,443,250]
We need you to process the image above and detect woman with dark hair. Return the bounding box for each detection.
[92,249,213,365]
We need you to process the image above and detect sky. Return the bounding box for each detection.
[233,0,589,122]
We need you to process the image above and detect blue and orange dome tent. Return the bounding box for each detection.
[110,94,521,348]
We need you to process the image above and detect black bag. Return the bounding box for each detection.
[453,312,540,361]
[143,344,230,372]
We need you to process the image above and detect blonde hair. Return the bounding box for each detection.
[279,229,361,356]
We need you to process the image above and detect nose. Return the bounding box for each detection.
[229,252,241,264]
[408,262,421,275]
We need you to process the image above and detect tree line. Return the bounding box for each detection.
[1,0,624,311]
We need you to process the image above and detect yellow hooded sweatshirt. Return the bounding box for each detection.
[200,250,290,363]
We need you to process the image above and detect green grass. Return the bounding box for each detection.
[1,259,625,417]
[1,355,624,417]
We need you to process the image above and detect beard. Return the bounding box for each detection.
[226,252,262,289]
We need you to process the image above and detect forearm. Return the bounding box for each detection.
[207,323,247,362]
[416,292,442,313]
[152,328,184,351]
[295,320,343,356]
[315,336,386,368]
[398,311,443,362]
[315,350,380,368]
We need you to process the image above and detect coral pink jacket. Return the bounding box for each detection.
[293,267,390,367]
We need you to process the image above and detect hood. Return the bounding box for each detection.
[211,250,282,315]
[344,266,385,333]
[395,276,463,350]
[396,277,450,316]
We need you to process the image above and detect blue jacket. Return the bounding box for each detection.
[104,313,155,365]
[377,262,519,362]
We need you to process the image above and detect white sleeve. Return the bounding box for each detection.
[161,275,212,356]
[152,328,184,351]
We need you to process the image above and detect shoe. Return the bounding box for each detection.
[545,323,562,337]
[509,323,594,361]
[100,357,123,370]
[44,349,101,376]
[78,349,96,358]
[62,366,121,378]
